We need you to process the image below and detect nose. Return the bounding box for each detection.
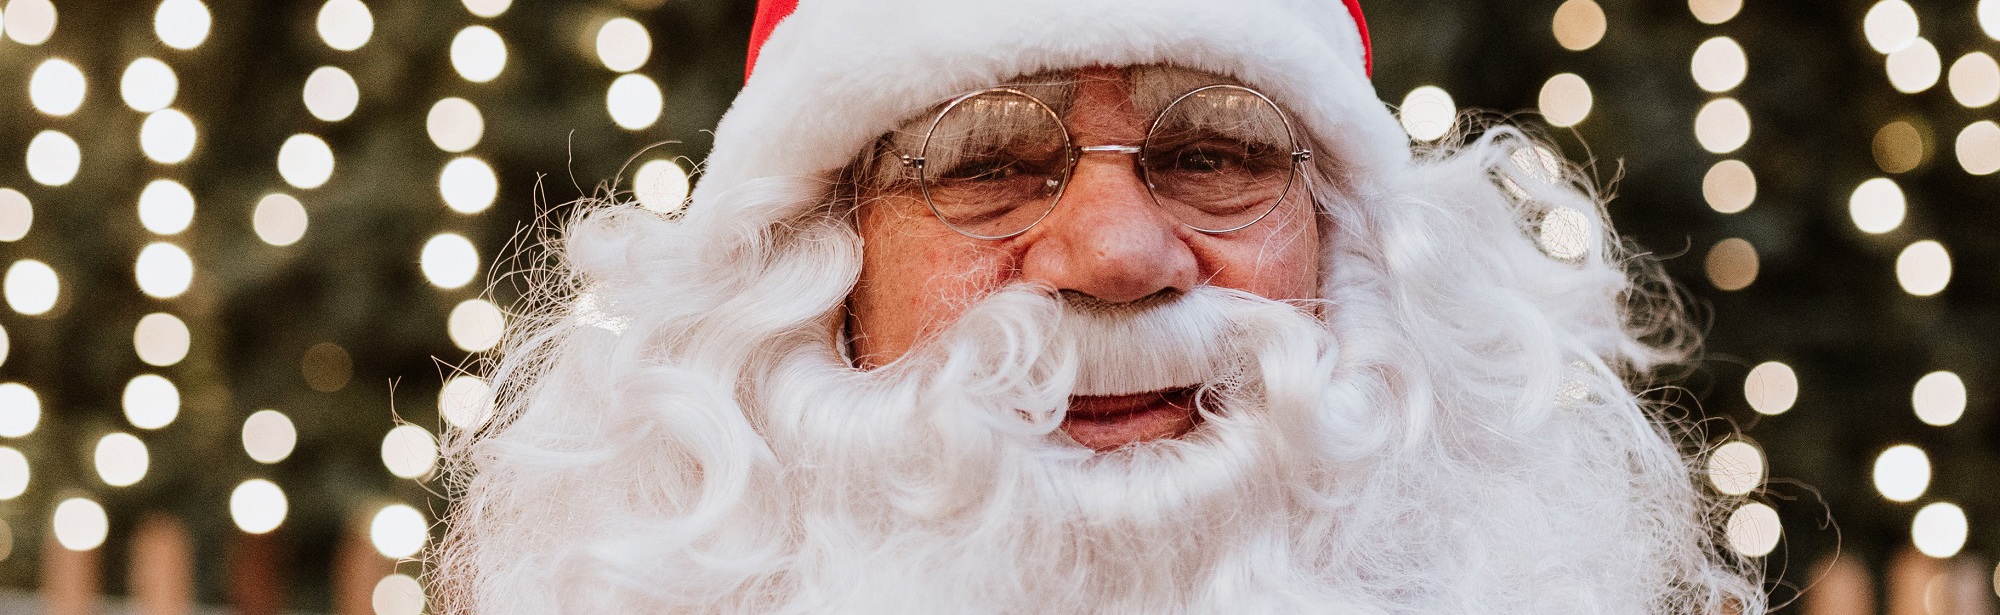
[1017,153,1199,303]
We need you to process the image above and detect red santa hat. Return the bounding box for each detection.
[687,0,1408,218]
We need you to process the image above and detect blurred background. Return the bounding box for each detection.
[0,0,1991,613]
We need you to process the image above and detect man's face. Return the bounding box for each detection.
[848,66,1323,451]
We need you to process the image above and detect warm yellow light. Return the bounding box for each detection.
[4,259,58,316]
[1912,502,1968,558]
[303,66,359,122]
[1708,440,1764,496]
[448,299,505,352]
[1398,86,1456,142]
[278,134,336,189]
[1958,120,2000,175]
[461,0,510,18]
[374,573,426,615]
[1984,0,2000,42]
[135,242,194,299]
[0,189,29,242]
[1538,73,1592,127]
[137,179,196,235]
[1872,120,1926,173]
[153,0,210,50]
[3,0,56,46]
[1535,207,1591,262]
[1886,38,1941,94]
[439,375,492,429]
[606,73,663,131]
[242,409,297,464]
[596,17,651,72]
[229,479,287,534]
[133,312,190,367]
[0,383,40,438]
[95,432,148,487]
[1912,372,1966,427]
[1550,0,1605,51]
[634,159,690,214]
[29,58,85,116]
[1702,160,1756,214]
[1864,0,1919,54]
[381,424,438,479]
[122,374,180,430]
[1687,0,1741,24]
[370,504,427,559]
[1691,37,1747,93]
[25,130,80,186]
[1896,240,1951,296]
[426,98,483,153]
[52,498,108,551]
[0,447,28,500]
[1694,98,1750,154]
[1725,502,1781,557]
[253,194,309,246]
[421,233,479,289]
[120,57,178,113]
[1704,237,1757,291]
[316,0,373,51]
[1847,177,1905,234]
[440,157,498,214]
[140,109,199,164]
[451,26,507,83]
[1743,361,1797,416]
[1874,444,1930,502]
[1950,52,2000,108]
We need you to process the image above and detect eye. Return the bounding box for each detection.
[1170,147,1240,173]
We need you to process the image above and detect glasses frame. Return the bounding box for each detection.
[896,84,1314,240]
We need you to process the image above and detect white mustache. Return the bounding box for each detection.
[1053,288,1239,396]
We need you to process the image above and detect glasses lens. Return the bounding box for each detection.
[920,90,1070,239]
[1143,86,1300,233]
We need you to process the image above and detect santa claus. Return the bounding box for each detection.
[435,0,1768,613]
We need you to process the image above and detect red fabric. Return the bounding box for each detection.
[743,0,1372,80]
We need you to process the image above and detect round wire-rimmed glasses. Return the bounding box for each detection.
[894,84,1314,240]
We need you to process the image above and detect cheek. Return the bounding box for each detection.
[850,200,1015,365]
[1198,208,1323,301]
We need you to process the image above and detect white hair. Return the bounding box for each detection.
[433,117,1766,613]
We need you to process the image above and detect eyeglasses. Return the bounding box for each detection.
[881,84,1313,240]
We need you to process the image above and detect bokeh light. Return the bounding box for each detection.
[1694,98,1750,154]
[369,504,427,559]
[278,134,336,189]
[420,233,479,289]
[1984,0,2000,41]
[122,374,180,430]
[440,157,498,214]
[448,299,505,352]
[253,194,309,246]
[135,242,195,299]
[634,159,690,214]
[426,97,483,153]
[133,312,191,367]
[1399,86,1456,142]
[0,383,40,438]
[138,179,196,235]
[25,131,80,186]
[120,57,178,113]
[1744,361,1798,416]
[1535,207,1590,262]
[374,573,425,615]
[1873,444,1930,502]
[3,0,55,45]
[140,109,199,164]
[1950,52,2000,108]
[1726,502,1781,557]
[153,0,211,50]
[1702,159,1756,214]
[5,259,58,315]
[596,17,651,72]
[95,432,149,488]
[1704,237,1757,291]
[1688,0,1741,25]
[1895,240,1951,297]
[0,189,30,241]
[316,0,372,51]
[1708,440,1764,496]
[1691,37,1746,93]
[28,58,84,116]
[1847,177,1905,234]
[303,66,360,122]
[1538,73,1592,127]
[0,447,28,500]
[451,26,507,83]
[1912,372,1966,427]
[381,424,438,479]
[53,498,108,551]
[1958,120,2000,175]
[1863,0,1918,54]
[606,73,663,130]
[439,375,492,429]
[1872,120,1926,173]
[1885,38,1941,94]
[229,479,288,534]
[462,0,510,18]
[1911,502,1968,559]
[242,409,297,464]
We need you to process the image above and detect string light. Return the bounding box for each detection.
[316,0,373,51]
[1725,502,1781,557]
[634,159,690,214]
[1912,372,1966,427]
[52,498,108,552]
[122,374,180,429]
[420,233,478,289]
[1958,121,2000,175]
[1703,237,1757,291]
[1885,38,1941,94]
[1863,0,1918,54]
[373,574,425,615]
[1984,0,2000,41]
[1950,52,2000,108]
[381,424,438,479]
[448,299,505,352]
[1895,240,1951,296]
[1872,120,1926,173]
[95,432,149,487]
[133,312,191,367]
[461,0,509,18]
[120,57,179,113]
[369,504,427,559]
[426,98,483,153]
[0,447,28,500]
[153,0,211,50]
[451,26,507,83]
[242,409,297,464]
[0,189,29,241]
[253,194,309,246]
[1847,177,1905,234]
[135,242,195,299]
[229,479,287,534]
[1708,440,1764,496]
[303,66,360,122]
[1687,0,1741,25]
[278,134,336,189]
[1911,503,1968,559]
[1535,208,1590,261]
[1702,160,1756,213]
[596,17,651,72]
[439,375,492,429]
[606,73,663,130]
[1538,73,1592,127]
[1691,37,1747,92]
[4,259,59,315]
[1550,0,1605,52]
[1873,444,1930,502]
[1398,86,1456,142]
[29,58,86,116]
[0,383,39,438]
[1744,361,1798,416]
[439,157,498,214]
[3,0,55,46]
[1694,98,1750,154]
[140,109,199,164]
[25,130,80,186]
[138,179,196,235]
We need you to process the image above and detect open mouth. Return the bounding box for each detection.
[1060,386,1204,452]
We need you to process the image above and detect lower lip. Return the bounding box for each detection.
[1060,388,1202,451]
